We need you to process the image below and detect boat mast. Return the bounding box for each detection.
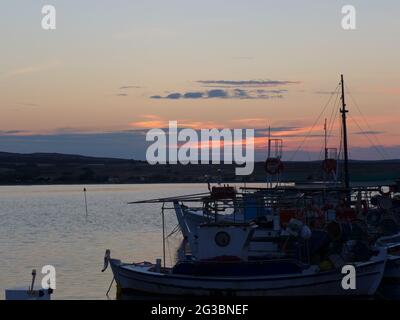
[340,74,350,191]
[324,118,328,161]
[267,126,271,188]
[267,126,271,158]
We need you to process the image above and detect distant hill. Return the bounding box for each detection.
[0,151,399,185]
[0,152,129,164]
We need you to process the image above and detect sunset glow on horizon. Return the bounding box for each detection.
[1,0,399,160]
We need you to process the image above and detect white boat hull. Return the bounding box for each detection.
[384,256,400,279]
[109,254,386,297]
[376,233,400,279]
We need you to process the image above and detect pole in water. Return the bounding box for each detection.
[106,277,115,297]
[29,269,36,292]
[83,187,88,218]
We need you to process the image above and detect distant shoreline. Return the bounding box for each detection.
[0,151,399,185]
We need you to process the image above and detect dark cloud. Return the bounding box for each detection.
[257,89,288,94]
[150,88,286,100]
[183,92,204,99]
[256,127,299,135]
[0,130,28,135]
[149,78,295,100]
[233,89,249,98]
[166,92,182,99]
[151,90,229,99]
[270,126,299,132]
[254,127,330,138]
[207,89,228,98]
[197,80,300,87]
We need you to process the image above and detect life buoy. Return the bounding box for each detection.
[265,158,284,175]
[379,186,391,196]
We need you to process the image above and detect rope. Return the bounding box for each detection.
[313,90,341,168]
[348,114,386,160]
[289,84,340,161]
[346,84,389,159]
[167,224,181,238]
[166,236,173,266]
[326,91,341,148]
[105,277,115,297]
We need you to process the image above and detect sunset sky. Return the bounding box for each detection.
[1,0,399,160]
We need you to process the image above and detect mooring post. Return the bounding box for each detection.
[83,187,88,218]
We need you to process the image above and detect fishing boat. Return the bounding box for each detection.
[172,74,400,280]
[375,233,400,279]
[106,254,386,297]
[104,213,386,297]
[105,187,387,297]
[363,186,400,279]
[103,75,391,297]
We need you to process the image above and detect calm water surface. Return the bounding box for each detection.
[1,183,398,300]
[0,184,212,299]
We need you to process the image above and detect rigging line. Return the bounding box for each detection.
[348,114,386,160]
[337,124,343,182]
[326,89,340,140]
[309,146,326,180]
[327,89,340,138]
[166,235,173,267]
[317,145,325,161]
[345,84,389,159]
[289,84,341,161]
[326,98,341,148]
[315,92,340,166]
[167,224,181,238]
